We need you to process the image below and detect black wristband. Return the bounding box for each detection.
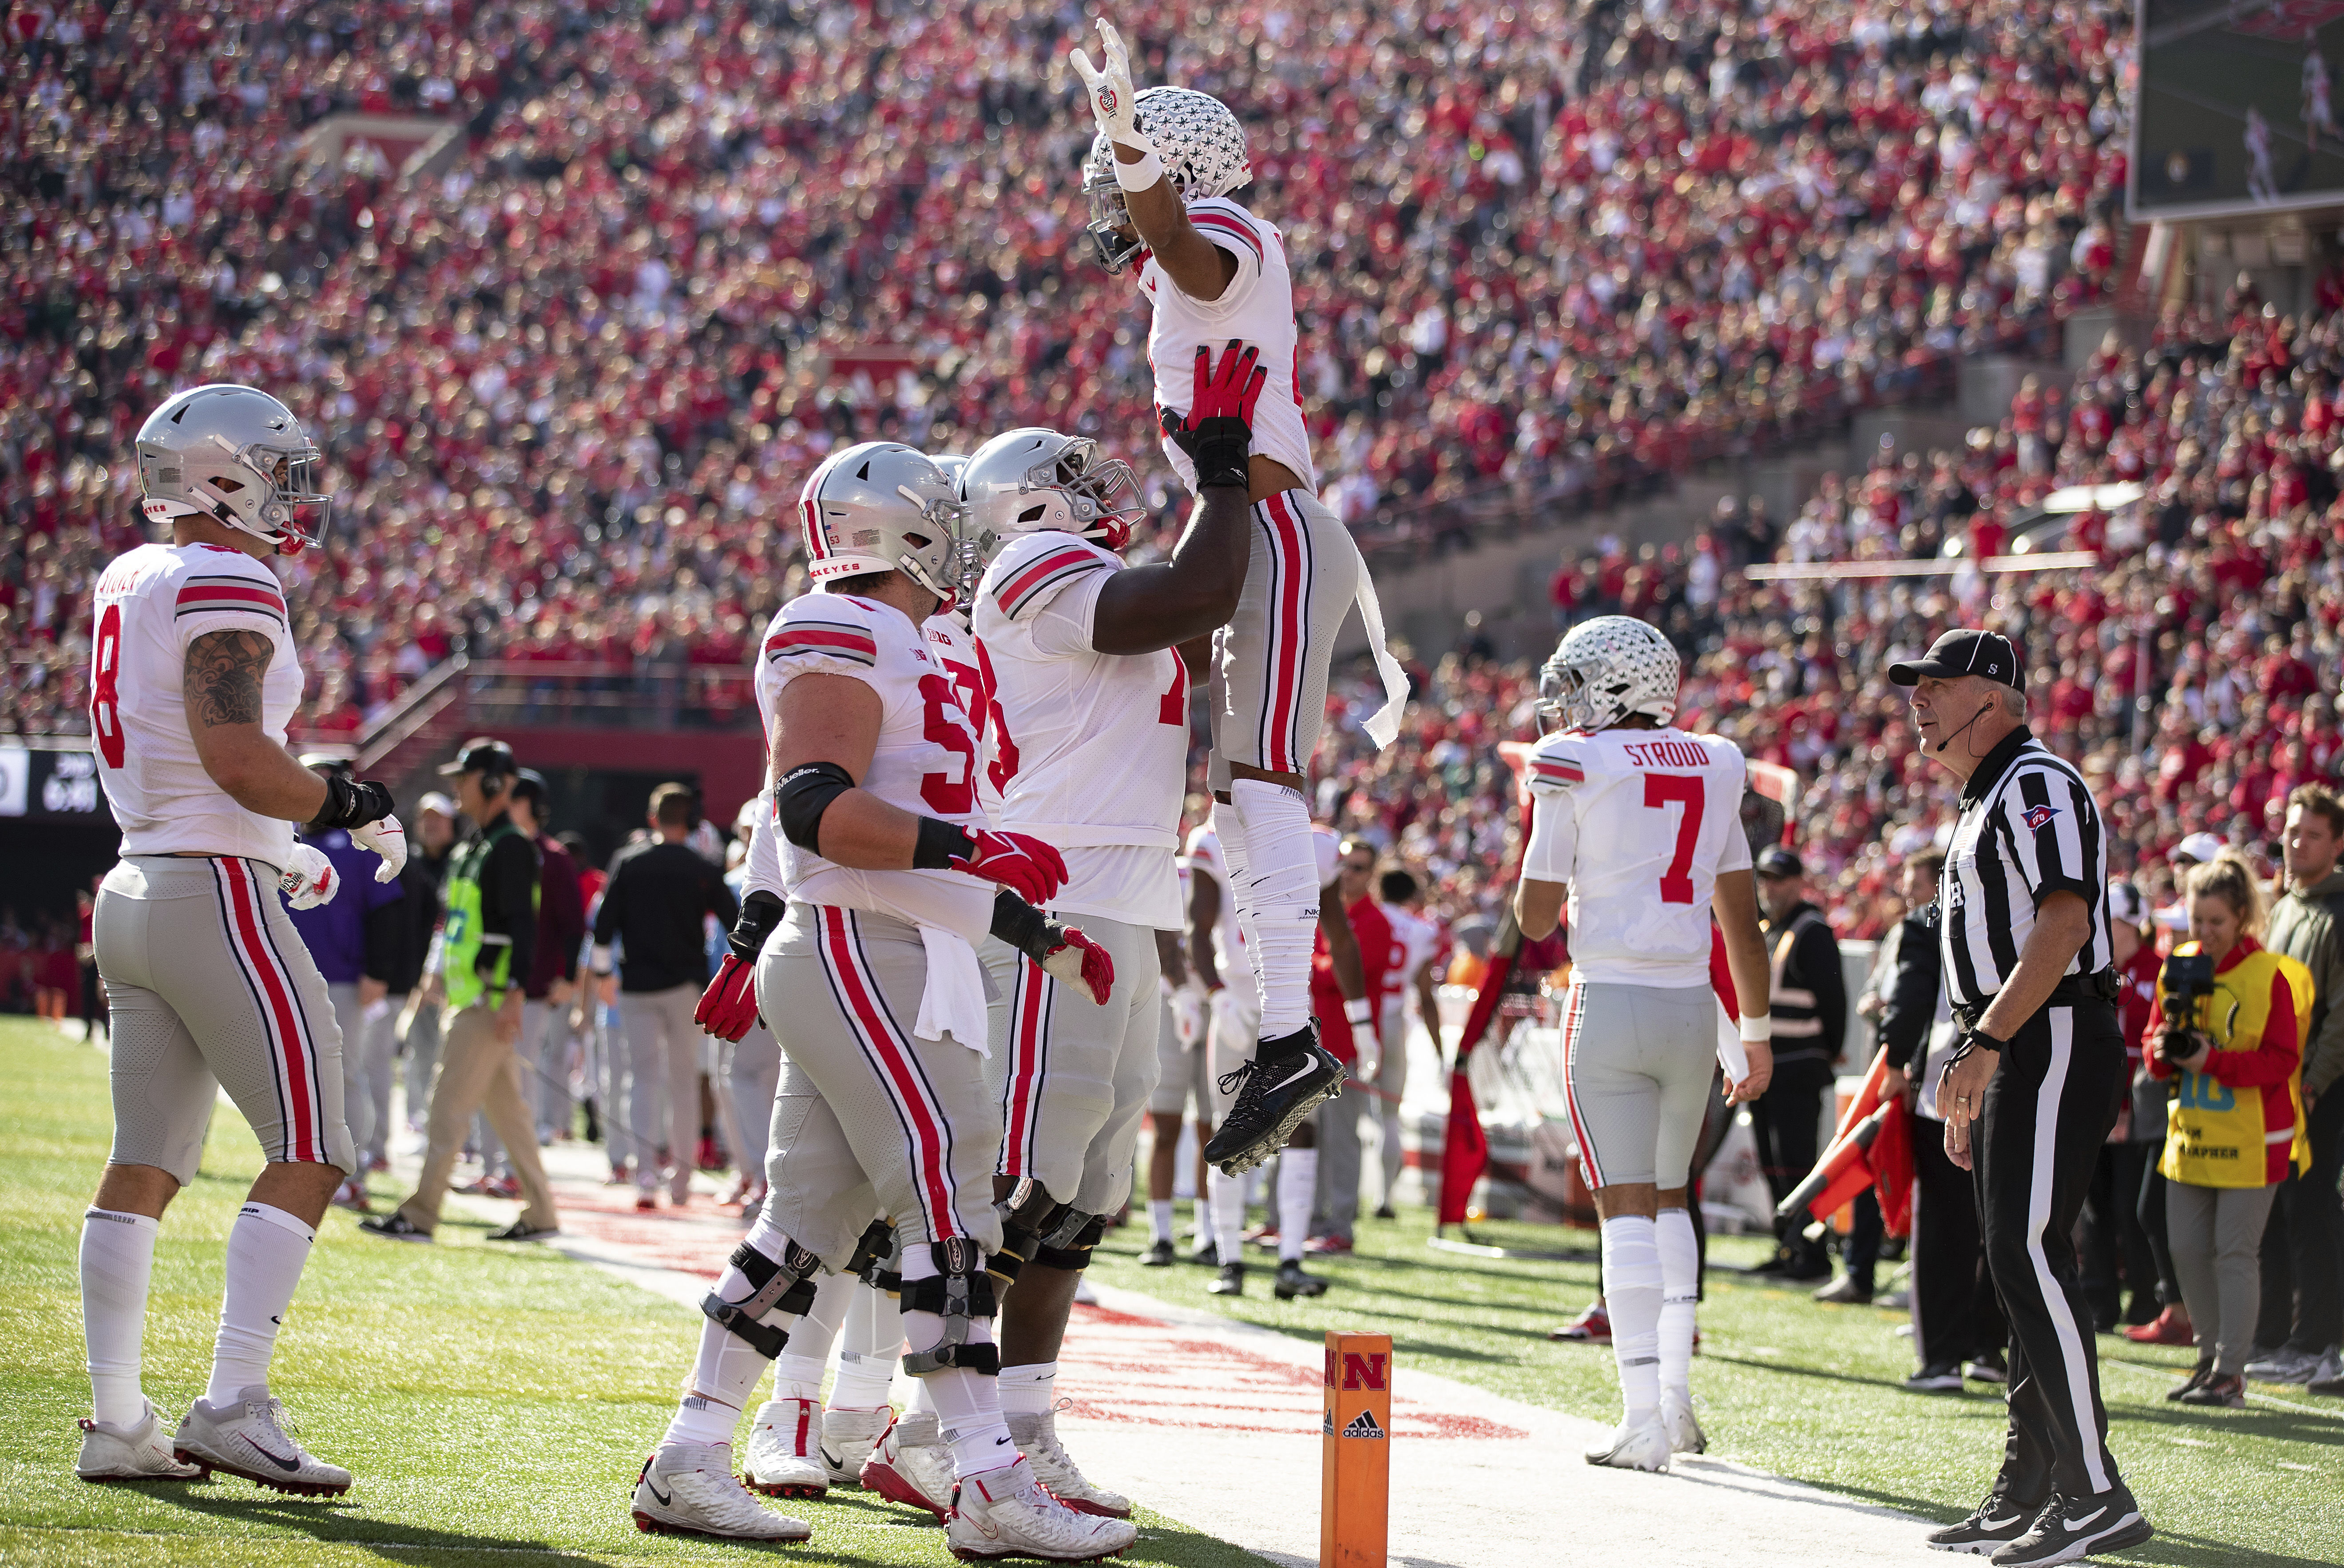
[912,816,978,870]
[989,889,1064,966]
[1191,418,1251,489]
[728,890,787,963]
[308,775,394,832]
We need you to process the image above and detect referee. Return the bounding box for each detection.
[1892,630,2151,1565]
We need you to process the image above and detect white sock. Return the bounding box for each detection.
[204,1203,313,1406]
[899,1242,1014,1477]
[1148,1199,1175,1245]
[998,1360,1057,1417]
[1602,1214,1663,1421]
[667,1224,804,1447]
[1277,1149,1317,1263]
[81,1208,159,1427]
[773,1271,856,1401]
[1209,1166,1247,1266]
[1215,814,1266,1002]
[1227,777,1318,1037]
[1657,1207,1699,1396]
[830,1284,903,1410]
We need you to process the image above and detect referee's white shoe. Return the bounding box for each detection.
[75,1401,202,1482]
[1584,1410,1671,1472]
[631,1441,811,1541]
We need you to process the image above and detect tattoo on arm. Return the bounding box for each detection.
[183,630,271,727]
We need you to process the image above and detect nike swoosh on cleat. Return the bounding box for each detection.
[645,1480,673,1507]
[239,1439,301,1472]
[1267,1061,1317,1092]
[2062,1506,2107,1529]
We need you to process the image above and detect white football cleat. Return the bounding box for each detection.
[1584,1410,1672,1473]
[75,1401,202,1483]
[821,1404,894,1488]
[743,1398,828,1499]
[1659,1389,1705,1455]
[1006,1408,1130,1518]
[172,1387,351,1497]
[631,1441,811,1541]
[861,1410,956,1521]
[946,1456,1140,1563]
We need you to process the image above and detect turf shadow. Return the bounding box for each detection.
[134,1489,738,1566]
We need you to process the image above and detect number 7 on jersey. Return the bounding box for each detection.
[1643,774,1704,904]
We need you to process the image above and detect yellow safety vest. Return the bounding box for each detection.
[2159,942,2313,1189]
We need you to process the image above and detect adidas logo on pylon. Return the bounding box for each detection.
[1340,1409,1385,1440]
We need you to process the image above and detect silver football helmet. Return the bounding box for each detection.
[959,428,1144,593]
[1083,86,1252,274]
[135,384,332,553]
[1537,615,1681,733]
[798,442,965,602]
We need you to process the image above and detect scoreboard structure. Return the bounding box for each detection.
[2132,0,2344,219]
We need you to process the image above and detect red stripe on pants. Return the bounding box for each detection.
[223,860,319,1162]
[1559,986,1602,1188]
[1001,958,1049,1177]
[818,907,960,1239]
[1262,494,1307,772]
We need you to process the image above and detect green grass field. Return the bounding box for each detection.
[3,1015,2336,1567]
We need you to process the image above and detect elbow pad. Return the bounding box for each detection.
[775,761,855,851]
[727,890,787,964]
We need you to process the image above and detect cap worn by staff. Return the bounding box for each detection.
[2170,831,2225,866]
[415,791,456,819]
[1755,846,1805,880]
[1888,629,2024,692]
[437,736,518,778]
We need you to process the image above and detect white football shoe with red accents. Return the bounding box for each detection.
[860,1410,955,1521]
[820,1403,893,1488]
[1005,1408,1130,1517]
[743,1397,828,1498]
[946,1456,1139,1562]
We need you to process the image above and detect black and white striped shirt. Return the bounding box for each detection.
[1938,726,2112,1007]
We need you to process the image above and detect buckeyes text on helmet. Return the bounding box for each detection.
[797,442,967,604]
[1537,614,1682,733]
[957,428,1145,591]
[135,384,333,554]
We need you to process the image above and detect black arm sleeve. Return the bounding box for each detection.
[1878,911,1943,1071]
[480,831,540,986]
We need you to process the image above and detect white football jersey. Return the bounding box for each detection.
[972,531,1186,928]
[921,610,1004,827]
[90,542,301,867]
[751,590,995,943]
[1522,726,1753,986]
[1142,195,1317,496]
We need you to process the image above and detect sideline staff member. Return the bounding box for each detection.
[1894,630,2151,1565]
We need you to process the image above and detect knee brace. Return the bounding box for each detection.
[700,1237,821,1360]
[991,1176,1075,1283]
[1033,1211,1110,1272]
[899,1237,999,1376]
[845,1218,894,1288]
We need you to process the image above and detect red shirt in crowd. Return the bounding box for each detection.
[1312,895,1394,1067]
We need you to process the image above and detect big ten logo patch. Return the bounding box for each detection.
[1324,1348,1388,1391]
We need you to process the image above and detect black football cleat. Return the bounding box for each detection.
[1202,1026,1345,1176]
[1207,1262,1245,1296]
[1274,1259,1328,1300]
[1140,1238,1176,1267]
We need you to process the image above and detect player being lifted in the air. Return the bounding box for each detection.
[1512,616,1774,1473]
[1069,16,1411,1179]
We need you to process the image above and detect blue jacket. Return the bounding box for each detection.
[282,827,407,985]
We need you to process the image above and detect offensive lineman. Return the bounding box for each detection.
[645,442,1130,1560]
[1069,18,1411,1177]
[75,384,406,1493]
[960,341,1264,1513]
[1513,616,1774,1472]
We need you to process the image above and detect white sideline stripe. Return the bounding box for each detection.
[2027,1008,2113,1494]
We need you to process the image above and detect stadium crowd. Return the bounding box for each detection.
[4,0,2129,744]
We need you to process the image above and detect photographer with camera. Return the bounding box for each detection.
[2144,850,2312,1408]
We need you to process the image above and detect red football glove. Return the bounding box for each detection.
[1040,923,1116,1006]
[951,829,1068,906]
[1158,339,1267,490]
[696,952,760,1041]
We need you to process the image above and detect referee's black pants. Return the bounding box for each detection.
[1973,998,2128,1506]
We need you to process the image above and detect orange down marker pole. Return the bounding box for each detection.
[1321,1330,1392,1568]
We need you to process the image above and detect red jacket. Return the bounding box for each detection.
[1312,895,1393,1065]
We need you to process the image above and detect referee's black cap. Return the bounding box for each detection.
[1888,628,2023,691]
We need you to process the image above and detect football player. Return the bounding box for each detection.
[1513,616,1774,1473]
[75,385,405,1495]
[956,341,1264,1513]
[1070,17,1411,1179]
[644,442,1128,1559]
